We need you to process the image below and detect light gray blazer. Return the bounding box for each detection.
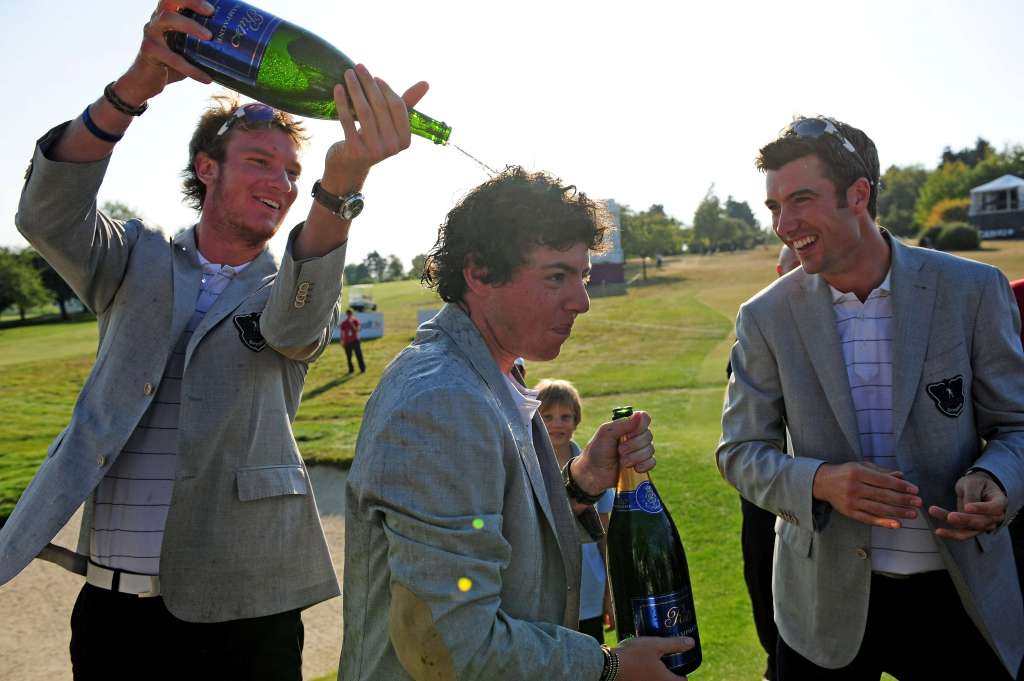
[717,233,1024,674]
[0,123,341,621]
[340,304,605,681]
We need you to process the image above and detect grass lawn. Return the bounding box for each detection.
[3,240,1024,680]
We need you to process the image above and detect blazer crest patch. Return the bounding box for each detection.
[925,375,964,418]
[233,312,266,352]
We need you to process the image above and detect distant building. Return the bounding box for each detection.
[968,174,1024,239]
[590,199,625,288]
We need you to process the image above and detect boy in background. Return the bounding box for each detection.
[537,379,615,642]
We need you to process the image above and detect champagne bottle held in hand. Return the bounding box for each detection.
[167,0,451,144]
[606,406,702,676]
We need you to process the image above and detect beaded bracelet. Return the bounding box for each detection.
[81,105,123,144]
[103,81,148,117]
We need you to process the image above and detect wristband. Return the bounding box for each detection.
[562,458,605,506]
[81,106,123,144]
[599,645,620,681]
[103,82,148,116]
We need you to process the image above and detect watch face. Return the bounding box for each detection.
[342,196,364,220]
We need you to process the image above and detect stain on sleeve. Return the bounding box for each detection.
[389,582,457,681]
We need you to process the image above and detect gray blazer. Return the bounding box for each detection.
[341,304,604,680]
[717,234,1024,674]
[0,123,341,621]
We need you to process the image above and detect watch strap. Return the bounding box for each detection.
[311,180,363,220]
[311,179,344,214]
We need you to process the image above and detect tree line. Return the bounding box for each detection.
[7,141,1022,321]
[0,202,142,322]
[618,137,1024,267]
[617,190,768,279]
[877,138,1024,249]
[343,251,425,285]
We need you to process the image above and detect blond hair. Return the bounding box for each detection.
[535,379,582,425]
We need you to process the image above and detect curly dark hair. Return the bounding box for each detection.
[421,166,614,303]
[756,116,880,219]
[181,95,308,212]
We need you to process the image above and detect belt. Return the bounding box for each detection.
[873,569,946,581]
[86,561,161,598]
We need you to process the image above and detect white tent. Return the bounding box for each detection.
[969,174,1023,215]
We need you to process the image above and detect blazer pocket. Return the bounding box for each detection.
[236,464,309,502]
[775,517,813,558]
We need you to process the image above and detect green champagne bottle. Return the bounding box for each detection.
[167,0,451,144]
[606,406,702,676]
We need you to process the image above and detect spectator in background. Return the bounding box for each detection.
[537,378,615,643]
[776,244,799,278]
[736,243,800,681]
[340,307,365,374]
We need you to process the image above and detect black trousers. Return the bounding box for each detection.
[344,340,365,373]
[70,583,303,681]
[741,496,779,681]
[1012,514,1024,597]
[776,571,1016,681]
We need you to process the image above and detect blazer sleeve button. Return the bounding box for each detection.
[96,455,106,467]
[855,547,869,560]
[143,382,154,396]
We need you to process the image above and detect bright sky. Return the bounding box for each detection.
[2,1,1022,268]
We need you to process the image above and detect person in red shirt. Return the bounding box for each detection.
[340,307,365,374]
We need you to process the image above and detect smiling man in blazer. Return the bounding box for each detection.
[0,2,431,678]
[718,117,1024,680]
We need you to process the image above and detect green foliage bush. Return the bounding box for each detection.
[925,197,971,228]
[917,225,943,248]
[934,222,980,251]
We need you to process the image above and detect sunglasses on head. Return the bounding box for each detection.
[782,117,874,186]
[216,102,277,137]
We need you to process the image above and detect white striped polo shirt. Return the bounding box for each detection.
[831,272,944,575]
[90,254,249,575]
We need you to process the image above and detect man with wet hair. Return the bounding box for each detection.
[0,1,430,678]
[342,166,693,680]
[718,116,1024,679]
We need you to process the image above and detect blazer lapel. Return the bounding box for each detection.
[888,237,937,448]
[429,305,564,547]
[789,272,863,459]
[170,229,202,346]
[185,248,276,365]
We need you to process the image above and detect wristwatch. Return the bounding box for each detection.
[312,180,364,221]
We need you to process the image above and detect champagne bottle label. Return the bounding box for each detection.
[180,0,281,87]
[630,590,699,672]
[613,480,664,514]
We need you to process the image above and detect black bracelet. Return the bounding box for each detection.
[562,458,605,506]
[81,106,123,144]
[103,81,148,116]
[600,645,620,681]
